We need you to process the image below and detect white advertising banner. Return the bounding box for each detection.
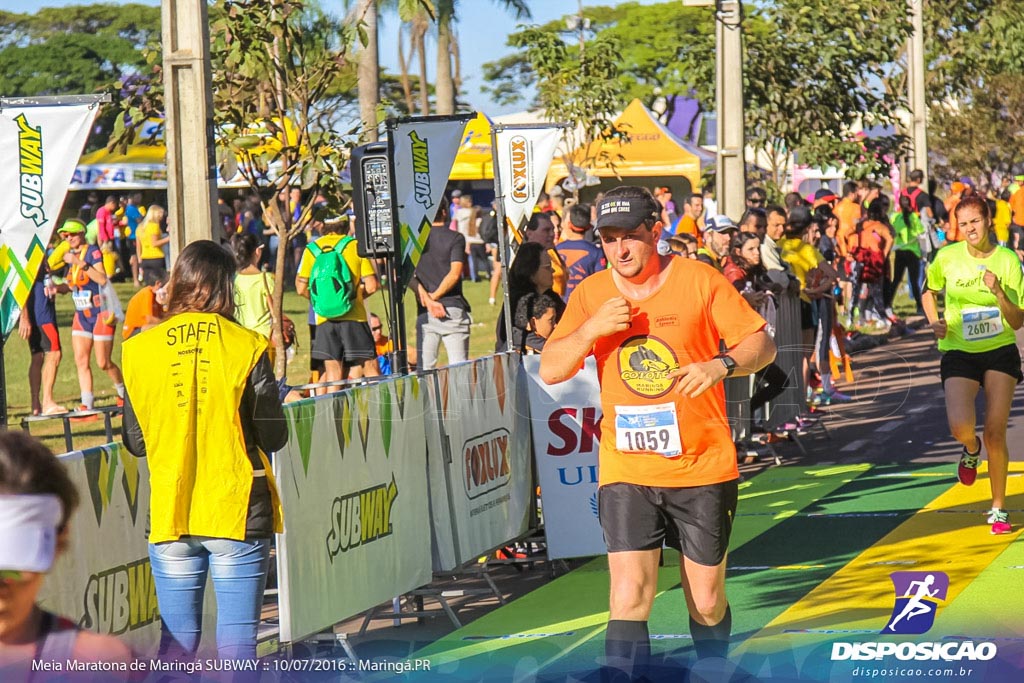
[522,355,607,560]
[38,444,159,653]
[275,377,433,643]
[0,102,96,337]
[427,354,534,571]
[391,116,471,282]
[493,126,562,232]
[37,443,217,655]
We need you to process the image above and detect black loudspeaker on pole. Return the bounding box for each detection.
[351,141,407,374]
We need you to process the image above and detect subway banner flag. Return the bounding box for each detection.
[390,116,471,289]
[0,103,96,338]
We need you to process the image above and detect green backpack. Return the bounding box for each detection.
[308,236,357,319]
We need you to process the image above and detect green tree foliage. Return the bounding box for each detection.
[508,26,626,190]
[930,75,1024,183]
[0,3,159,96]
[485,1,915,186]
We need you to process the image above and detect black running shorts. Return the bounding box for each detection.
[940,343,1023,386]
[800,300,816,331]
[598,479,739,567]
[311,319,375,364]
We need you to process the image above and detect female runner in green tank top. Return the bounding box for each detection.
[922,195,1024,535]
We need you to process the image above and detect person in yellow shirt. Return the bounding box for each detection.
[993,189,1012,246]
[295,216,378,389]
[136,204,169,285]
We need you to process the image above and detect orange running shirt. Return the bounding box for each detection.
[122,286,162,339]
[1010,187,1024,226]
[548,258,766,488]
[674,215,703,248]
[834,198,862,257]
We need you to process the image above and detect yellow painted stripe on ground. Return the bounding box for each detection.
[737,462,1024,651]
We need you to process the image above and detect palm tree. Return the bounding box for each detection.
[353,0,379,141]
[434,0,531,115]
[352,0,435,139]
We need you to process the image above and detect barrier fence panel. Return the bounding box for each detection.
[725,291,806,439]
[522,356,606,560]
[765,291,808,430]
[37,444,217,654]
[37,444,159,652]
[274,376,433,644]
[426,353,534,570]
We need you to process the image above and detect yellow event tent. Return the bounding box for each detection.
[546,99,714,194]
[448,112,495,181]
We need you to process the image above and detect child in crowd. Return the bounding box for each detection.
[513,290,562,354]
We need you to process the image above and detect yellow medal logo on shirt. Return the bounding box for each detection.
[618,336,678,398]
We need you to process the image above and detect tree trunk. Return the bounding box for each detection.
[357,0,379,142]
[397,26,415,114]
[452,25,462,98]
[414,17,430,114]
[435,18,455,115]
[262,191,288,380]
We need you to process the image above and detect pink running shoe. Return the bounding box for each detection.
[988,508,1011,535]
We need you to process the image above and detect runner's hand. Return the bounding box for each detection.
[585,297,631,338]
[669,360,728,398]
[930,319,947,339]
[18,315,31,341]
[983,269,1003,297]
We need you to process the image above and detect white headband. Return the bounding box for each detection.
[0,494,63,572]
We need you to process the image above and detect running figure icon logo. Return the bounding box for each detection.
[883,571,949,635]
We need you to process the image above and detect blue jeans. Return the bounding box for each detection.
[149,537,271,660]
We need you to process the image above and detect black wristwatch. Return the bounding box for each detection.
[718,355,737,377]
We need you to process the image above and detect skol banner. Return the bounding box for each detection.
[37,443,217,655]
[521,355,607,560]
[493,126,562,234]
[0,102,97,337]
[426,354,535,571]
[391,116,472,285]
[274,376,433,643]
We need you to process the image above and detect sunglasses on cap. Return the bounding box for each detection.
[0,570,26,582]
[371,326,382,332]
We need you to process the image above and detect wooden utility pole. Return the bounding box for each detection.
[685,0,746,220]
[907,0,928,184]
[162,0,218,258]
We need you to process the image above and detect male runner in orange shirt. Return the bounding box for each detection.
[540,186,776,678]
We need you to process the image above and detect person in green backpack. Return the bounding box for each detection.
[296,216,378,391]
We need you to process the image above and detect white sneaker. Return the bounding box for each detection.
[489,297,496,306]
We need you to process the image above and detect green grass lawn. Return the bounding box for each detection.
[3,277,505,455]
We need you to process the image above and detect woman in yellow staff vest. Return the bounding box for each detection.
[121,240,287,660]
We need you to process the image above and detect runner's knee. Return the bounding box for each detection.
[685,584,727,623]
[608,577,655,620]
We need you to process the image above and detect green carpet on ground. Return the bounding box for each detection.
[407,462,958,681]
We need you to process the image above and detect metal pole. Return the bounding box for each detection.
[385,120,409,373]
[490,125,516,353]
[162,0,218,259]
[908,0,928,185]
[715,0,746,220]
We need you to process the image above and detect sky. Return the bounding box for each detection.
[4,0,664,115]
